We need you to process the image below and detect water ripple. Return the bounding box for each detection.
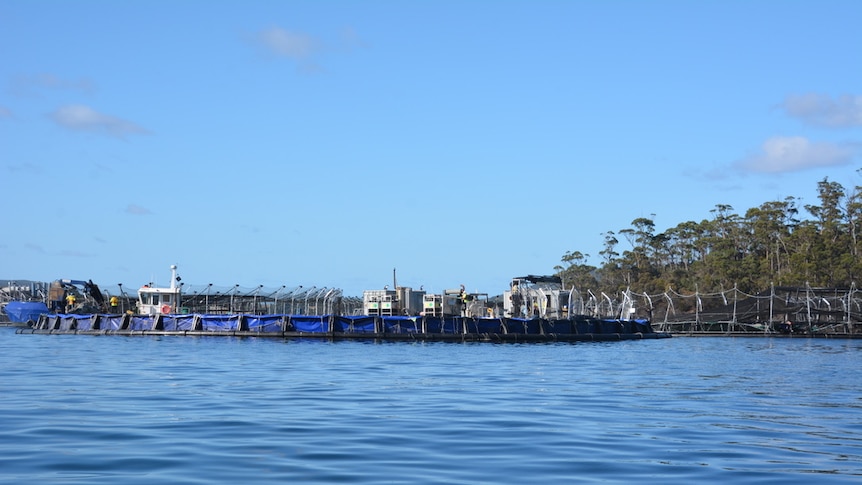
[1,330,861,483]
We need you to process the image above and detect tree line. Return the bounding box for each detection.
[555,175,862,298]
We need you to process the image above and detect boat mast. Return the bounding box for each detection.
[170,265,178,290]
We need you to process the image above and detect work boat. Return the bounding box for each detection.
[137,265,182,315]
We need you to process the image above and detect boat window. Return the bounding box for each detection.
[150,294,159,305]
[140,294,150,305]
[164,295,173,304]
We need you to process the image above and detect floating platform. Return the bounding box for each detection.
[17,313,670,342]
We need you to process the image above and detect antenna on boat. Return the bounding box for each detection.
[170,265,178,290]
[393,267,397,289]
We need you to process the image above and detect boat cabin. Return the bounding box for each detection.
[137,265,182,315]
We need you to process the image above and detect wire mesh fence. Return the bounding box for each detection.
[570,284,862,335]
[2,280,364,317]
[6,277,861,335]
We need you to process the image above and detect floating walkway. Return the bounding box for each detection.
[18,313,670,342]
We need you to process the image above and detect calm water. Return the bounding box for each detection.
[1,328,860,484]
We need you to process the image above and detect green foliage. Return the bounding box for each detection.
[556,176,862,295]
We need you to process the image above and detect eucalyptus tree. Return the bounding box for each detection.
[554,250,598,291]
[845,177,862,280]
[804,178,851,286]
[785,220,820,285]
[743,197,798,287]
[596,231,623,291]
[657,220,702,289]
[698,204,748,290]
[557,174,862,301]
[805,177,846,243]
[618,217,656,268]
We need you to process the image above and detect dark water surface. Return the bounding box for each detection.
[1,328,860,484]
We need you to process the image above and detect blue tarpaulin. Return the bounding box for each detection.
[575,319,596,333]
[505,318,543,334]
[26,311,657,337]
[598,320,623,333]
[162,315,195,331]
[543,319,573,334]
[633,319,653,333]
[128,316,154,330]
[100,315,124,330]
[57,314,92,331]
[245,315,283,332]
[466,318,505,334]
[4,301,48,323]
[334,316,376,333]
[381,316,420,333]
[424,317,462,334]
[200,315,240,331]
[290,315,330,333]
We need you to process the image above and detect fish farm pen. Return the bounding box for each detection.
[10,274,668,342]
[599,284,862,336]
[1,282,362,317]
[19,313,666,342]
[152,284,363,316]
[7,272,862,337]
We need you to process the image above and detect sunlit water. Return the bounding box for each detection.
[1,327,860,484]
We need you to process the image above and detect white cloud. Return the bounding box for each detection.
[780,94,862,128]
[736,136,857,173]
[49,104,149,138]
[252,25,365,72]
[257,27,319,60]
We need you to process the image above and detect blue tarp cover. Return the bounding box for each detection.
[543,319,573,334]
[162,315,195,331]
[466,318,505,334]
[633,319,653,333]
[245,315,283,332]
[200,315,240,331]
[4,301,48,323]
[56,314,92,331]
[381,316,420,333]
[290,315,330,333]
[575,320,596,334]
[505,318,543,334]
[423,317,462,334]
[101,315,124,330]
[129,316,154,330]
[597,320,623,333]
[334,316,376,333]
[29,312,655,335]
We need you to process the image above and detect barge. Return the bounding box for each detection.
[15,266,670,342]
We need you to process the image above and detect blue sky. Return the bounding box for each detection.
[2,0,860,297]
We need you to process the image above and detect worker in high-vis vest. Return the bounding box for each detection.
[110,295,119,312]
